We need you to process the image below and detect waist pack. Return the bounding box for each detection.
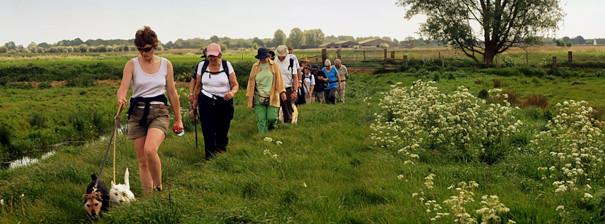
[258,96,270,106]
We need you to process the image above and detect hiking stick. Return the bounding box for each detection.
[191,106,200,161]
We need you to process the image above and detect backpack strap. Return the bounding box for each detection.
[289,58,296,87]
[222,60,230,76]
[200,60,210,78]
[222,60,231,89]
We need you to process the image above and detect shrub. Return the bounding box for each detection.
[531,100,603,200]
[531,100,604,217]
[411,175,515,223]
[370,80,522,163]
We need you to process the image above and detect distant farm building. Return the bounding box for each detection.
[320,40,358,48]
[358,38,396,48]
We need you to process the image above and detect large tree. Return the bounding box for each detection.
[287,28,304,49]
[397,0,564,66]
[303,29,325,48]
[271,29,287,47]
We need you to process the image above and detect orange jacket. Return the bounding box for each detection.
[246,59,286,109]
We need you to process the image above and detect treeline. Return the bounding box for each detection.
[1,29,603,54]
[0,27,438,54]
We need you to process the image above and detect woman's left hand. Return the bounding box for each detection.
[172,120,184,134]
[223,91,235,101]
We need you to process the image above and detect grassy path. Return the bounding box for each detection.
[1,72,605,223]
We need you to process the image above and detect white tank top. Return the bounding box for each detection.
[197,61,233,97]
[131,57,167,98]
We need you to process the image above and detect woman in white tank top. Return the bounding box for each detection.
[116,26,183,195]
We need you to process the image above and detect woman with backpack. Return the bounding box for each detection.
[246,47,286,133]
[191,43,239,160]
[116,26,183,194]
[299,65,315,104]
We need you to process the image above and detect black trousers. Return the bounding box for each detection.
[198,93,234,159]
[325,88,337,104]
[281,87,295,123]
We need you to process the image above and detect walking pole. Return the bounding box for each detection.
[192,106,200,161]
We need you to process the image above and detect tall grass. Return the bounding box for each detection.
[1,72,605,223]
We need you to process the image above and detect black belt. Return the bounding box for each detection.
[128,94,168,127]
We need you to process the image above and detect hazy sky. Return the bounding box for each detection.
[1,0,603,46]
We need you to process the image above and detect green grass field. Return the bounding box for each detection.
[1,70,605,223]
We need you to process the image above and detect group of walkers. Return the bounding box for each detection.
[116,26,350,195]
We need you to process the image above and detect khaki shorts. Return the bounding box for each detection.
[127,104,170,140]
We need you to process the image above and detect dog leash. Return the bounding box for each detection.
[93,105,123,190]
[112,105,123,184]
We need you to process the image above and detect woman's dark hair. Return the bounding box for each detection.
[134,26,159,48]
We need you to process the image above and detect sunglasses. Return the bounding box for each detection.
[137,46,154,52]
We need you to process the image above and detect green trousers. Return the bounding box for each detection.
[254,103,279,133]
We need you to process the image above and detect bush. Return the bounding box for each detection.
[531,100,604,216]
[370,80,523,164]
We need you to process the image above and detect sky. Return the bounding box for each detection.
[1,0,604,46]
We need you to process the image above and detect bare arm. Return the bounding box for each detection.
[223,71,239,100]
[117,60,133,108]
[165,60,183,130]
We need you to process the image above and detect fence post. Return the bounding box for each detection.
[439,51,444,67]
[551,56,557,69]
[336,48,341,59]
[403,55,408,66]
[363,50,366,61]
[391,51,395,59]
[321,48,327,66]
[567,51,573,64]
[383,48,388,61]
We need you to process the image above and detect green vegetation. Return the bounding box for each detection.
[1,69,605,222]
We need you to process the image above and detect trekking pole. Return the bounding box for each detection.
[191,106,200,161]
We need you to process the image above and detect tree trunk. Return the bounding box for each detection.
[483,49,496,67]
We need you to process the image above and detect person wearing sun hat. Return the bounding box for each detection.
[274,45,299,123]
[191,43,239,159]
[246,47,286,133]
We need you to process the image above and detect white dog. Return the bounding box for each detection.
[109,168,136,205]
[278,103,298,124]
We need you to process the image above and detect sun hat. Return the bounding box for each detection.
[276,45,288,57]
[255,47,271,60]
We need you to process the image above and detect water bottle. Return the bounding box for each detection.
[174,128,185,137]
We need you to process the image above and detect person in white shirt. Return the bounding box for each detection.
[300,65,315,103]
[274,45,299,123]
[191,43,239,160]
